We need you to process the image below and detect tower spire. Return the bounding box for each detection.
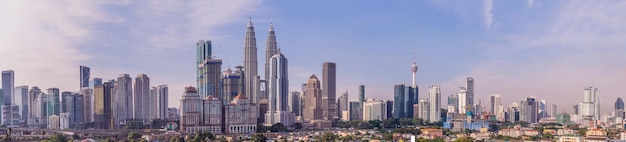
[411,51,418,86]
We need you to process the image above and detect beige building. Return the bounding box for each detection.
[225,94,257,134]
[303,75,323,121]
[363,99,386,121]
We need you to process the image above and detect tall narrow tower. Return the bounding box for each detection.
[244,18,259,103]
[265,22,279,86]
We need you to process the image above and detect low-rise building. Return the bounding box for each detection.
[585,128,606,137]
[420,128,443,139]
[557,136,583,142]
[557,128,577,136]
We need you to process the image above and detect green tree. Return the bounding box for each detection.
[294,122,303,130]
[251,133,267,142]
[48,133,68,142]
[317,132,338,142]
[413,118,424,126]
[453,137,474,142]
[128,132,142,139]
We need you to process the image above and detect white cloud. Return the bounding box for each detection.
[443,1,626,113]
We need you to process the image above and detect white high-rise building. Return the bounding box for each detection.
[48,115,60,129]
[156,85,168,120]
[264,52,294,126]
[60,113,70,130]
[419,99,430,122]
[458,87,468,114]
[363,99,386,121]
[428,85,441,122]
[582,87,599,120]
[134,74,150,123]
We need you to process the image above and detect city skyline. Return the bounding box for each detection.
[1,1,625,113]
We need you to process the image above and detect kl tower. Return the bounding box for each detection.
[411,52,418,86]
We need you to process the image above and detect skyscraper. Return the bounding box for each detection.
[393,84,405,118]
[538,100,548,119]
[79,88,93,124]
[551,104,557,117]
[429,85,441,122]
[115,74,132,127]
[288,91,301,117]
[349,101,362,121]
[47,88,60,117]
[243,18,259,103]
[264,23,279,88]
[15,85,28,121]
[71,92,83,129]
[458,87,468,114]
[264,52,294,126]
[338,90,348,118]
[304,75,323,121]
[60,92,74,119]
[490,95,501,115]
[197,40,223,99]
[80,66,90,88]
[358,85,365,103]
[94,82,113,129]
[582,87,599,120]
[466,77,474,113]
[322,62,337,120]
[447,94,459,113]
[156,85,168,120]
[134,74,150,122]
[419,99,430,122]
[520,97,538,123]
[616,98,624,110]
[222,66,244,103]
[2,70,15,105]
[615,98,624,122]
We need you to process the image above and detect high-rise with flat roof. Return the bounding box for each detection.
[80,66,90,88]
[429,85,441,122]
[115,74,132,127]
[322,62,336,120]
[2,70,15,105]
[156,85,168,119]
[134,74,150,123]
[222,66,244,103]
[47,88,60,117]
[15,85,28,121]
[94,81,114,129]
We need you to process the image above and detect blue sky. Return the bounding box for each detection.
[1,0,625,113]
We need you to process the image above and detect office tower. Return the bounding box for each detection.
[264,23,279,89]
[47,88,60,117]
[552,104,557,117]
[385,100,393,119]
[358,85,365,103]
[156,85,168,119]
[538,100,548,119]
[27,86,41,126]
[225,94,258,134]
[393,84,405,118]
[90,78,103,89]
[2,70,14,105]
[490,95,501,115]
[322,62,337,120]
[61,91,74,127]
[80,88,93,123]
[80,66,90,88]
[349,101,362,121]
[202,94,223,134]
[466,77,474,112]
[115,74,132,126]
[288,91,301,117]
[134,74,150,123]
[304,76,322,120]
[520,97,538,123]
[71,92,83,129]
[615,98,625,122]
[197,40,223,99]
[363,99,386,121]
[15,85,28,122]
[180,87,202,132]
[448,94,459,113]
[0,105,19,125]
[419,99,430,122]
[243,18,259,103]
[264,52,294,126]
[338,90,348,118]
[508,103,520,123]
[94,82,113,129]
[429,85,441,122]
[594,88,600,120]
[458,87,468,114]
[222,67,244,103]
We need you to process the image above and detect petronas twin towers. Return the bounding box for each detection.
[243,18,294,126]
